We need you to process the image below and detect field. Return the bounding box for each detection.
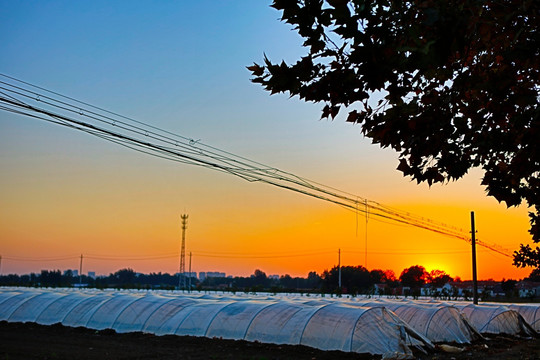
[1,321,539,360]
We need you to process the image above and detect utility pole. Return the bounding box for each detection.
[178,214,188,290]
[471,211,478,304]
[365,199,369,268]
[0,255,2,275]
[338,248,341,289]
[188,252,192,293]
[79,254,83,286]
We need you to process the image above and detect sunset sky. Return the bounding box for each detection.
[0,1,534,281]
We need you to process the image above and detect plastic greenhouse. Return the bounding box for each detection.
[0,288,432,358]
[508,304,540,332]
[455,303,537,336]
[351,300,481,343]
[2,288,540,357]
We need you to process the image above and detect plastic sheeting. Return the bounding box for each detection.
[2,288,540,356]
[0,288,431,358]
[351,300,481,343]
[508,304,540,332]
[454,303,537,336]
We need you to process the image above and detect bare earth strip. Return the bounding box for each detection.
[0,321,538,360]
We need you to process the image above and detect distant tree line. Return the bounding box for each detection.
[1,265,539,298]
[0,269,182,290]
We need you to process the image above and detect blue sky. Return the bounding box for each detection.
[0,1,533,279]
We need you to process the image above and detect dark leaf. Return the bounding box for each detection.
[247,64,265,77]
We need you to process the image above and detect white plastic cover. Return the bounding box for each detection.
[62,293,113,327]
[0,288,432,358]
[3,288,540,356]
[357,301,481,343]
[455,303,537,336]
[508,304,540,331]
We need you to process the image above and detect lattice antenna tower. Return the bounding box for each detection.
[178,214,188,289]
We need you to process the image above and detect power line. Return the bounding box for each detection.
[0,76,463,232]
[192,250,335,259]
[345,250,473,255]
[0,248,482,262]
[1,256,80,262]
[0,250,332,262]
[0,74,515,258]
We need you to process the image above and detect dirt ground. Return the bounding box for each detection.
[0,321,539,360]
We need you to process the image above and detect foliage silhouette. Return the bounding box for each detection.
[399,265,429,289]
[249,0,540,270]
[428,269,454,288]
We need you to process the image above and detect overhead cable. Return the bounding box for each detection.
[0,74,513,258]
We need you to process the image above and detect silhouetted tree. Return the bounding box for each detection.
[279,274,294,289]
[40,270,64,287]
[501,279,518,297]
[526,268,540,282]
[136,272,178,288]
[322,265,371,294]
[369,269,385,284]
[253,269,269,287]
[306,271,322,289]
[202,276,231,288]
[249,0,540,271]
[399,265,429,289]
[428,269,453,287]
[112,268,136,285]
[383,269,398,284]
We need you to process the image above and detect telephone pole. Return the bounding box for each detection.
[338,248,342,289]
[188,251,192,292]
[365,199,369,268]
[79,254,83,286]
[178,214,188,290]
[471,211,478,304]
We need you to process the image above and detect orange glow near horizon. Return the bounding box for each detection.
[0,0,536,289]
[0,172,533,282]
[0,78,533,284]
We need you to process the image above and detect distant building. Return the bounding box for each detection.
[87,271,96,279]
[517,281,540,298]
[199,271,226,282]
[374,283,403,296]
[207,271,226,278]
[268,275,279,280]
[374,283,387,295]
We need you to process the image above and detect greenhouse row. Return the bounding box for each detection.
[0,288,538,358]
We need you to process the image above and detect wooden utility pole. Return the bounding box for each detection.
[79,254,83,286]
[471,211,478,304]
[338,248,342,289]
[365,200,368,268]
[188,252,192,292]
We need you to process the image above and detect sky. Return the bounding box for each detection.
[0,1,534,281]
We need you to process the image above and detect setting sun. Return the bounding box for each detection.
[0,2,535,283]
